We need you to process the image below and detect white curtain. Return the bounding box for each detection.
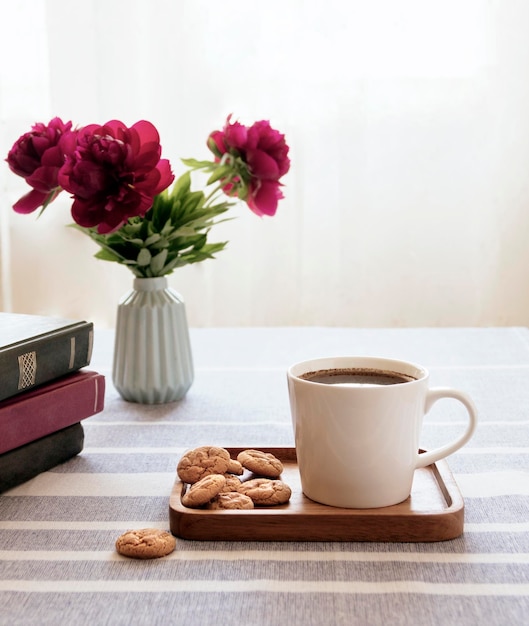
[2,0,529,328]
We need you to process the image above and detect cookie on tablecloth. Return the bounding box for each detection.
[115,528,176,560]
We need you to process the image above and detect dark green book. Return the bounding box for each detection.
[0,423,84,493]
[0,312,94,401]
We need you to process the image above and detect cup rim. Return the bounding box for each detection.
[287,355,428,385]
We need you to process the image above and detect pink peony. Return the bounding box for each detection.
[58,119,174,234]
[245,120,291,180]
[6,117,75,213]
[207,117,290,216]
[247,180,285,218]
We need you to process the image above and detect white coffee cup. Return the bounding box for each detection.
[287,356,477,509]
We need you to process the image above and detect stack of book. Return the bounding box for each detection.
[0,313,105,492]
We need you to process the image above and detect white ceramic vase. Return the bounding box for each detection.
[112,277,194,404]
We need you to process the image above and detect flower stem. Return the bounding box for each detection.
[203,183,223,206]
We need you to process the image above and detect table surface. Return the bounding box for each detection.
[1,326,529,625]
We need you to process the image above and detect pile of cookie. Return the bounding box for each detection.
[177,446,292,509]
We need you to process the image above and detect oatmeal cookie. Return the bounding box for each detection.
[115,528,176,559]
[177,446,231,483]
[227,458,244,475]
[221,473,243,492]
[238,478,292,506]
[207,492,255,510]
[181,473,227,508]
[237,449,283,478]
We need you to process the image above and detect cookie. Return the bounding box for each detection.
[237,449,283,478]
[181,473,226,508]
[227,459,244,475]
[115,528,176,560]
[207,492,255,510]
[177,446,231,483]
[221,473,243,492]
[238,478,292,506]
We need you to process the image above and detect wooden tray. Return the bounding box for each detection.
[169,447,464,542]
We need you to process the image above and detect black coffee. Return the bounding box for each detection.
[299,367,415,386]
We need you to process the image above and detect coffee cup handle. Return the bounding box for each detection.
[415,387,478,468]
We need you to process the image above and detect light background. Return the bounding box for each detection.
[1,0,528,328]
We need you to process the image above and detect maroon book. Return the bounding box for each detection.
[0,370,104,454]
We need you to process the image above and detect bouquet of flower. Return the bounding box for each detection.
[6,115,290,277]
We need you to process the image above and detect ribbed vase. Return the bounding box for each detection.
[112,277,194,404]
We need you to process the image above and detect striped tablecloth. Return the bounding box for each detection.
[1,327,528,625]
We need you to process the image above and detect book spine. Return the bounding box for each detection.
[0,323,94,401]
[0,371,104,454]
[0,423,84,493]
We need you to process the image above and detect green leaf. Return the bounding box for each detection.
[181,158,214,169]
[206,165,232,185]
[180,191,205,215]
[122,223,143,237]
[160,218,175,237]
[94,248,122,263]
[144,233,161,246]
[150,192,171,230]
[137,248,151,266]
[150,237,169,250]
[150,249,168,275]
[170,225,199,238]
[171,171,192,198]
[36,187,62,217]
